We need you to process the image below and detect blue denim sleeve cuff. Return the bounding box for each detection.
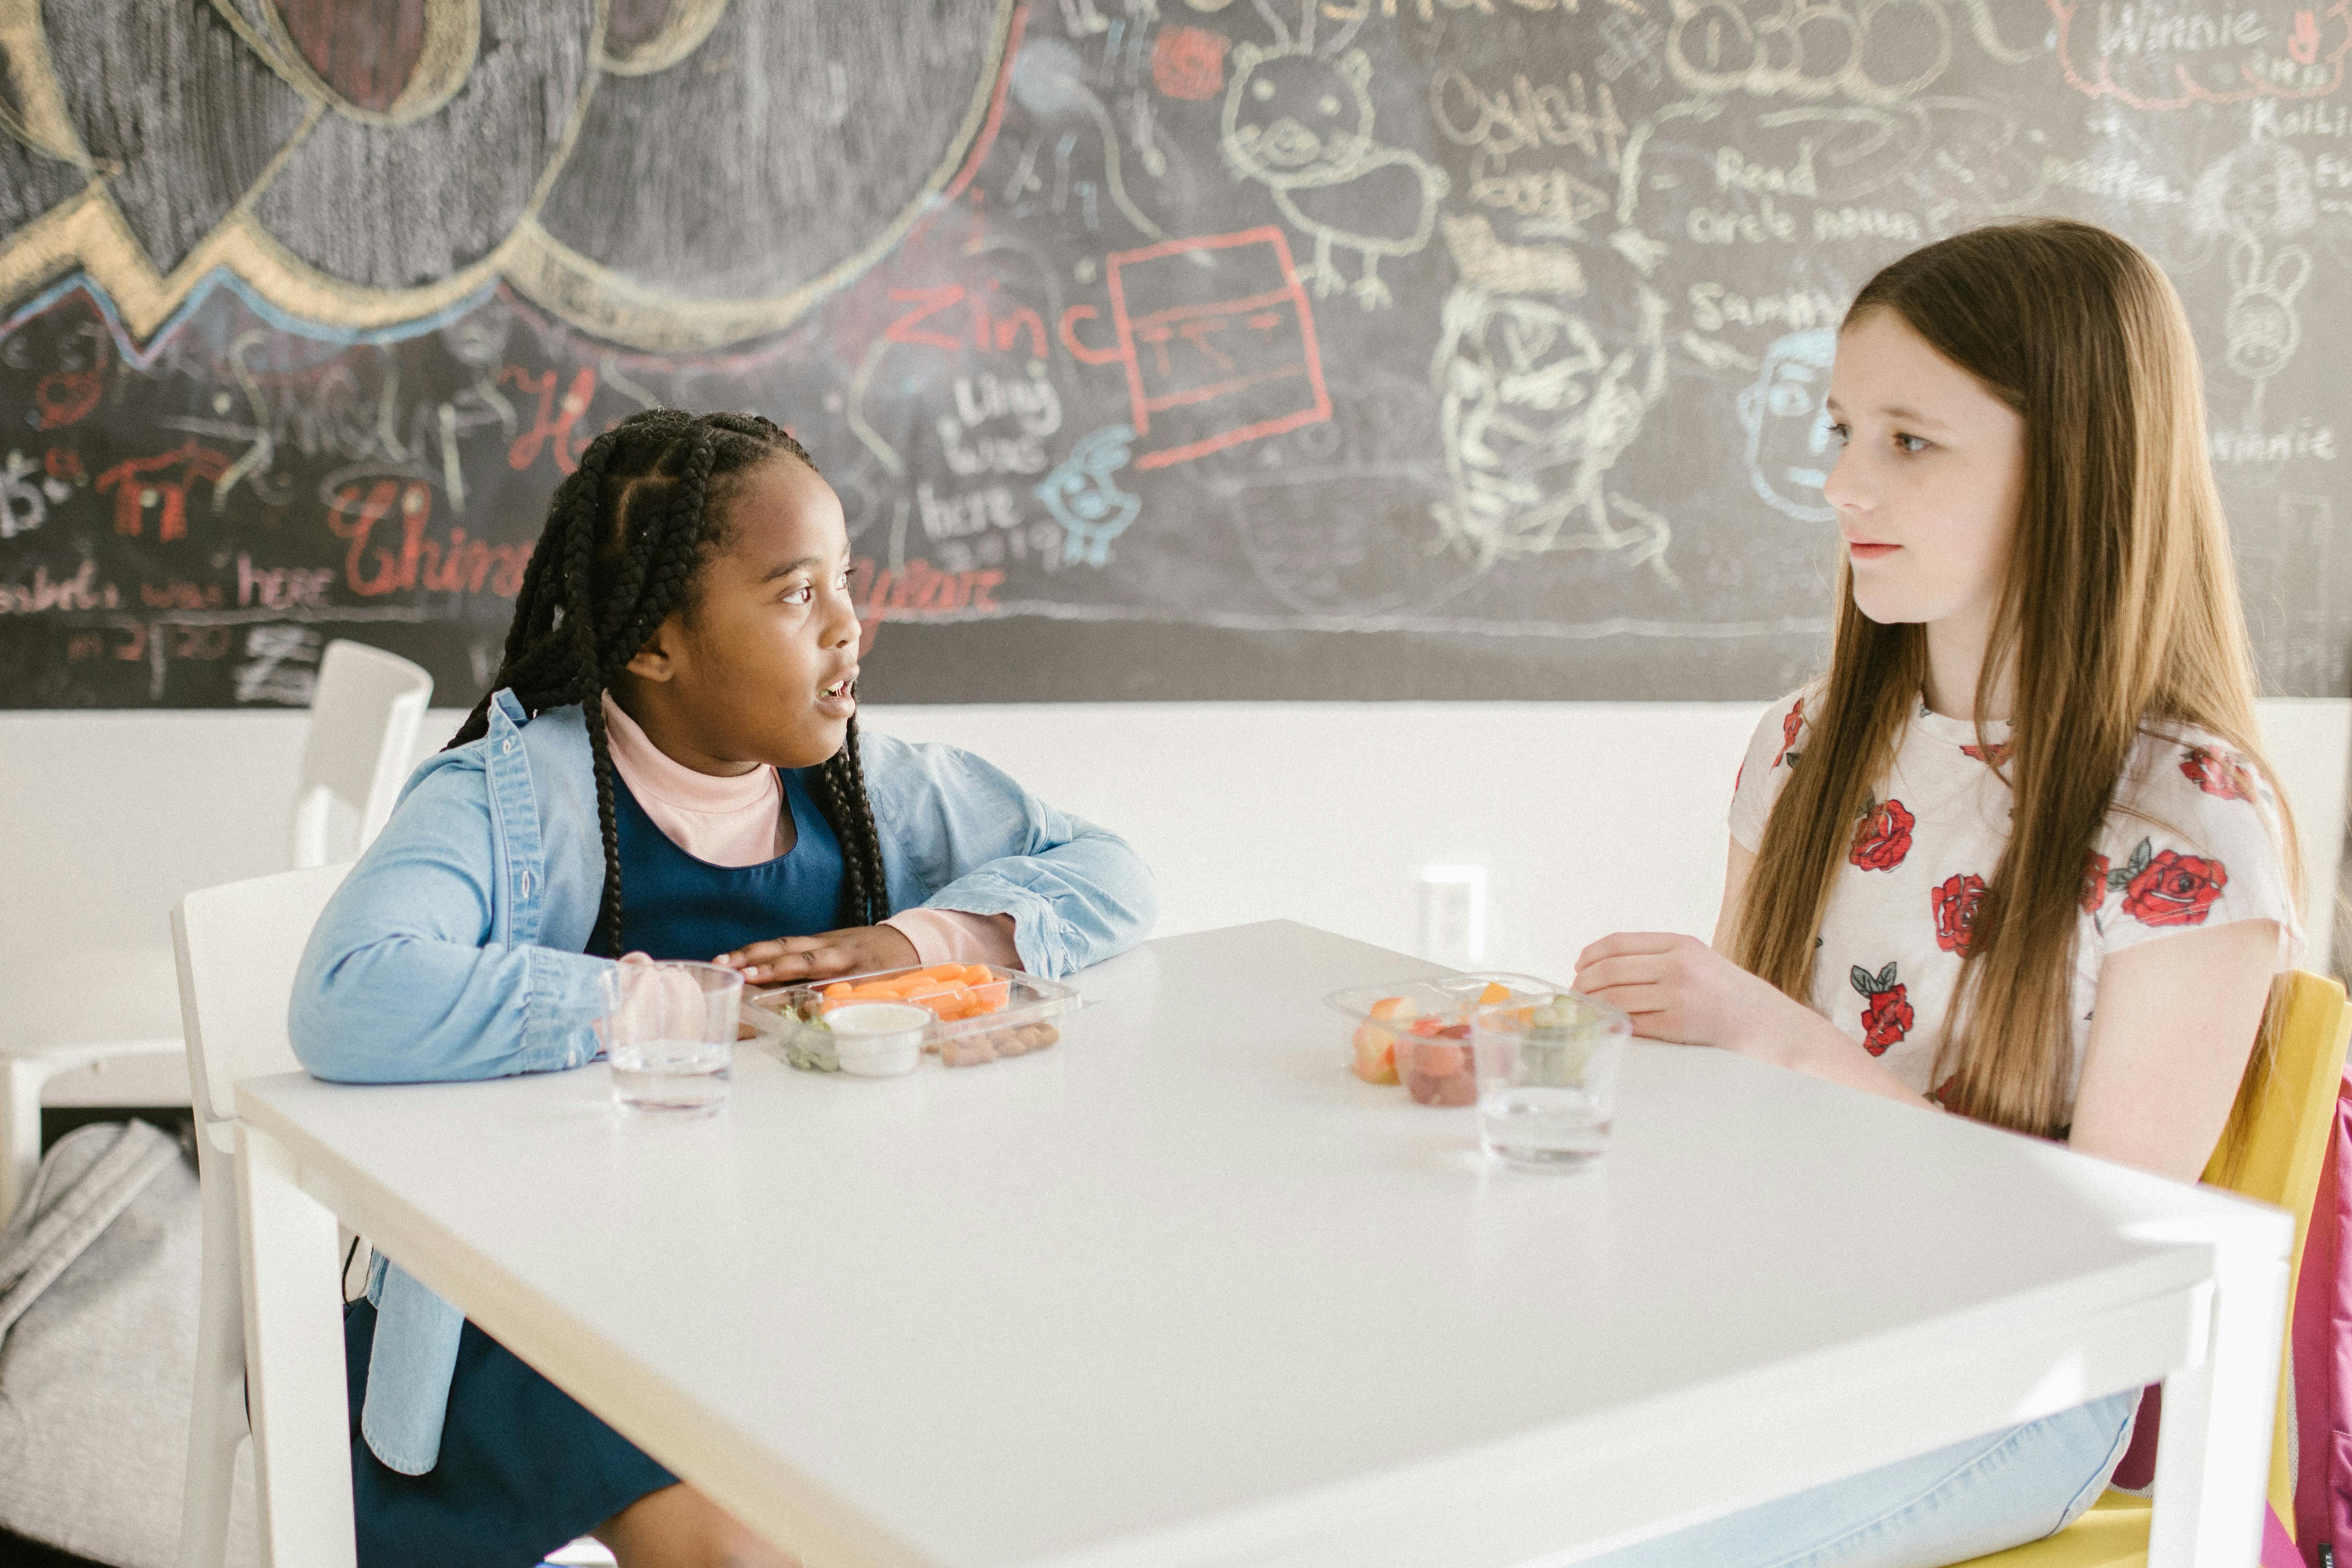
[521,944,613,1072]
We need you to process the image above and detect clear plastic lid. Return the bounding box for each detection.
[745,962,1081,1071]
[1324,970,1569,1028]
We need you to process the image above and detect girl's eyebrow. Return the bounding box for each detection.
[1823,397,1953,432]
[761,555,823,582]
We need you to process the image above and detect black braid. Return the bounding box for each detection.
[808,715,890,927]
[448,409,886,953]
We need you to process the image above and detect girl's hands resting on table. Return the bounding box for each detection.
[1573,932,1819,1063]
[715,924,919,985]
[1574,933,1932,1107]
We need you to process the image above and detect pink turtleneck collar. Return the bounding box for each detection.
[602,693,790,865]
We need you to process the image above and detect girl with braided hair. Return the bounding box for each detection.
[290,408,1155,1568]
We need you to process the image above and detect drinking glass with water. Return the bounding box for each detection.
[599,958,743,1117]
[1469,992,1631,1169]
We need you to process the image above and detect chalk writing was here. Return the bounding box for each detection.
[916,483,1025,542]
[237,555,334,611]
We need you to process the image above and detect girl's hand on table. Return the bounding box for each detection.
[1574,932,1934,1107]
[1574,932,1833,1068]
[716,925,918,985]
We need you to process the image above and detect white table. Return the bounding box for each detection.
[234,920,2290,1568]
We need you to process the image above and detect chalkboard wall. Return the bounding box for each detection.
[1,0,2346,706]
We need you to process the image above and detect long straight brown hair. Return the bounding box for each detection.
[1735,219,2300,1153]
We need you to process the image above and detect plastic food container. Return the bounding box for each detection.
[1324,972,1567,1106]
[745,962,1079,1072]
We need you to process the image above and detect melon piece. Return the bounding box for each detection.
[1349,1023,1400,1084]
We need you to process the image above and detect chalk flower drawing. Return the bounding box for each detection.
[0,0,1018,351]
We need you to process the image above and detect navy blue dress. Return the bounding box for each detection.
[343,767,845,1567]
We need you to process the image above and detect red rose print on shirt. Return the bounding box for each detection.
[2180,746,2255,802]
[1849,795,1915,871]
[2112,837,2229,928]
[1774,698,1804,769]
[1932,873,1988,956]
[2081,852,2110,915]
[1850,962,1912,1055]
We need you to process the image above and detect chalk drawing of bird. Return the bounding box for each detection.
[1219,6,1448,309]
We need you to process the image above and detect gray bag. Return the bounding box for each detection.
[0,1119,255,1568]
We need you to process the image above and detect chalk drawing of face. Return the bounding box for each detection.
[1223,45,1375,183]
[1431,284,1669,565]
[2192,142,2317,241]
[2225,233,2310,382]
[1737,327,1839,522]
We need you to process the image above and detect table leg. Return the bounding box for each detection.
[2144,1222,2291,1568]
[236,1123,357,1568]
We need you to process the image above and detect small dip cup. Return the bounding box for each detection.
[824,1001,929,1078]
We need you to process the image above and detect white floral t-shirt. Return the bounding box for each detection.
[1729,687,2302,1111]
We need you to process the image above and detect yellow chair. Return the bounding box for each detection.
[1955,970,2351,1566]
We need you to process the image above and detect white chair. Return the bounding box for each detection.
[0,642,430,1224]
[289,641,434,871]
[172,864,617,1568]
[173,862,353,1568]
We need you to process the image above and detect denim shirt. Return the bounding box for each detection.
[289,690,1156,1473]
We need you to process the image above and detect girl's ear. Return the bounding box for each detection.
[624,625,678,684]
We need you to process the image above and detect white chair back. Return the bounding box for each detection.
[290,641,431,870]
[173,863,351,1568]
[176,864,353,1134]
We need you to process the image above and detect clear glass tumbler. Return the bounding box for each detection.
[1469,991,1631,1169]
[599,959,743,1118]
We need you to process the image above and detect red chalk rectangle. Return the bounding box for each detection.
[1104,226,1331,470]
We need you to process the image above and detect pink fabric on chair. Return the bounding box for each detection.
[2101,1072,2352,1567]
[2291,1077,2352,1566]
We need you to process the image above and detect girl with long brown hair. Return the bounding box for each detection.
[1574,219,2303,1564]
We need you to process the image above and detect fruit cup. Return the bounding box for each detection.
[1325,973,1567,1105]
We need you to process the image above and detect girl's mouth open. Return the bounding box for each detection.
[817,677,857,718]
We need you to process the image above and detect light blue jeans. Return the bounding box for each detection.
[1580,1390,2139,1568]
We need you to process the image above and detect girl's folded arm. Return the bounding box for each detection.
[870,737,1157,979]
[288,763,611,1084]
